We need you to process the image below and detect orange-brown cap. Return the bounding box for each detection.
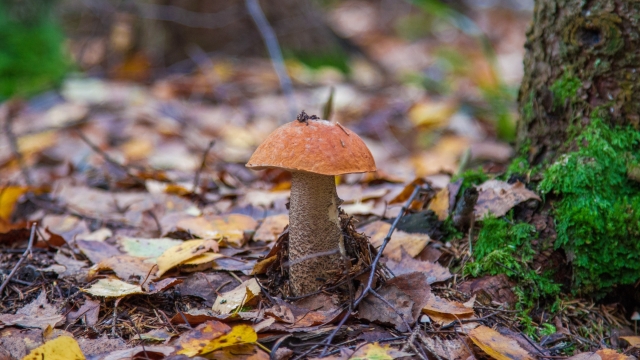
[246,120,376,175]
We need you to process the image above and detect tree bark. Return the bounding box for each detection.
[517,0,640,163]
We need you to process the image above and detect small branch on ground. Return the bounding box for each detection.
[245,0,297,121]
[0,222,37,296]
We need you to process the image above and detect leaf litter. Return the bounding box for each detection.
[0,1,634,359]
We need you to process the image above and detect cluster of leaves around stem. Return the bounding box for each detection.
[539,118,640,295]
[463,215,561,336]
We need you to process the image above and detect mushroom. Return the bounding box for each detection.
[631,311,640,334]
[246,119,376,295]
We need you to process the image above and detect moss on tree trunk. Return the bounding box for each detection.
[517,0,640,295]
[518,0,640,162]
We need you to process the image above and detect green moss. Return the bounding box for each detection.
[464,216,561,336]
[549,72,581,108]
[452,167,488,192]
[0,1,70,99]
[539,118,640,295]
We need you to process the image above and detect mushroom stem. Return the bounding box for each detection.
[289,171,344,295]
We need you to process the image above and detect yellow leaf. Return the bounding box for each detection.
[408,99,457,129]
[200,324,257,354]
[427,187,450,221]
[22,336,85,360]
[0,186,29,220]
[156,239,219,276]
[183,252,225,266]
[621,336,640,348]
[177,214,258,248]
[468,325,534,360]
[176,320,231,357]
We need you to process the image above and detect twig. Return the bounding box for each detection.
[74,129,140,181]
[193,140,216,193]
[245,0,297,121]
[318,185,428,357]
[0,223,36,296]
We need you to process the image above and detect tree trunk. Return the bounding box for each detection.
[517,0,640,295]
[517,0,640,163]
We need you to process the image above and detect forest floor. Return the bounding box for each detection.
[1,1,638,359]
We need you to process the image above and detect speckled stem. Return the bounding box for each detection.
[289,171,344,296]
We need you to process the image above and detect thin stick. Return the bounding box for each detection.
[0,223,36,296]
[193,140,215,193]
[245,0,297,121]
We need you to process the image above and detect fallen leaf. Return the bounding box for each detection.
[420,338,472,360]
[118,236,182,260]
[595,349,635,360]
[427,187,450,221]
[156,239,219,276]
[82,278,143,298]
[176,272,237,306]
[200,324,258,354]
[360,221,430,260]
[176,320,232,356]
[48,252,88,280]
[408,98,457,130]
[66,299,100,327]
[176,214,257,247]
[253,214,289,242]
[352,342,413,360]
[205,343,270,360]
[384,248,451,283]
[212,278,261,314]
[89,255,156,283]
[0,291,64,330]
[422,295,475,325]
[0,186,29,220]
[621,336,640,347]
[22,336,85,360]
[388,178,428,205]
[474,180,541,219]
[358,282,414,332]
[76,239,122,265]
[468,325,535,360]
[139,328,174,343]
[102,345,175,360]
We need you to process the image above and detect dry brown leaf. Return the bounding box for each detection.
[0,292,64,330]
[384,248,451,283]
[89,255,156,283]
[474,180,541,219]
[66,299,100,327]
[420,338,472,360]
[361,221,430,260]
[253,214,289,242]
[468,325,535,360]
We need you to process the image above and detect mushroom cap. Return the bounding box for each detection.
[246,120,376,175]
